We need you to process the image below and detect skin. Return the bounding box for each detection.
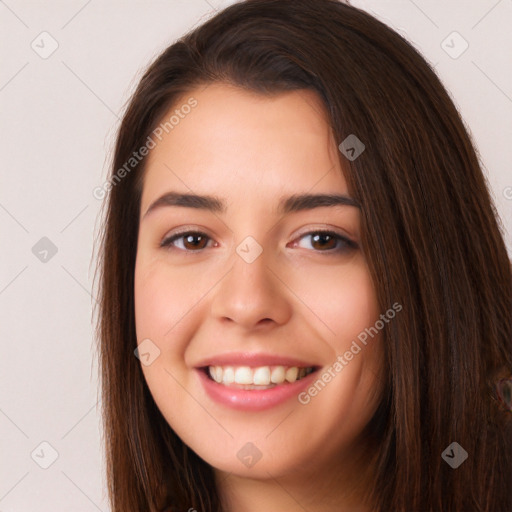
[134,82,385,512]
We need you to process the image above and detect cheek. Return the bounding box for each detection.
[133,258,194,421]
[134,260,171,340]
[332,275,380,352]
[289,257,380,353]
[134,256,206,341]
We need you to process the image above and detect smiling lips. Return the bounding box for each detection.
[195,353,321,410]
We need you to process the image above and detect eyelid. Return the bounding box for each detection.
[161,224,213,239]
[162,223,355,241]
[293,224,356,242]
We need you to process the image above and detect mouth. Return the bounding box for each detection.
[196,360,322,411]
[201,364,318,390]
[194,352,323,411]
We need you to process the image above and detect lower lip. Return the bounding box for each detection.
[196,369,319,411]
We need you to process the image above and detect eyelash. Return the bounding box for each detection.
[160,229,358,254]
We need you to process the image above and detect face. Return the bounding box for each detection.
[134,82,385,484]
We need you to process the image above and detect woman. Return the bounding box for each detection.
[94,1,512,511]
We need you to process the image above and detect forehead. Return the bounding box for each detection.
[141,83,349,210]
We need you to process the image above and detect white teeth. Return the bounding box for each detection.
[253,366,271,385]
[270,366,286,383]
[222,366,235,384]
[207,364,314,386]
[285,367,299,383]
[234,366,253,384]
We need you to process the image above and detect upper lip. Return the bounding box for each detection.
[195,352,320,369]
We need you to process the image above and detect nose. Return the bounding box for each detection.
[210,248,292,331]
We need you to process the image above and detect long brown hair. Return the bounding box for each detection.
[93,1,512,510]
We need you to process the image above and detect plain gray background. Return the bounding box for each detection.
[1,0,511,510]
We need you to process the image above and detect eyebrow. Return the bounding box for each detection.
[142,191,360,219]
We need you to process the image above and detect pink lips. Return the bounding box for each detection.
[195,352,320,412]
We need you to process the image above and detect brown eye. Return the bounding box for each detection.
[294,230,358,253]
[310,232,338,250]
[161,231,212,251]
